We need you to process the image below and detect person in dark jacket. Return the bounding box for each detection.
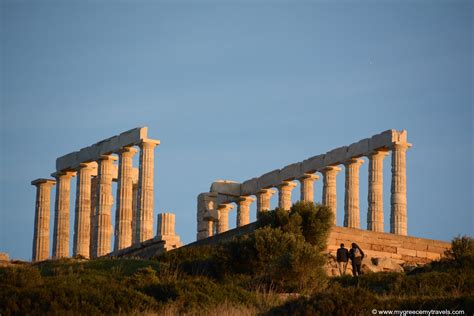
[349,243,365,276]
[336,243,349,276]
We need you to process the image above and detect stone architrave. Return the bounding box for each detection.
[52,171,75,259]
[256,189,275,213]
[391,142,411,235]
[298,174,319,202]
[73,163,94,258]
[367,150,388,232]
[322,166,341,225]
[114,147,138,251]
[277,181,297,211]
[237,196,255,227]
[136,140,159,244]
[344,158,364,228]
[217,204,234,233]
[31,179,56,262]
[92,155,117,258]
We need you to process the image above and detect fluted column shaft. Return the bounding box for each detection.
[391,143,410,235]
[115,147,137,251]
[256,189,275,213]
[52,171,75,259]
[132,183,139,243]
[322,166,341,224]
[278,181,297,211]
[32,179,55,262]
[237,196,255,227]
[93,155,116,258]
[298,174,319,202]
[196,193,217,240]
[89,176,98,256]
[217,204,234,233]
[73,163,94,258]
[136,141,158,243]
[367,151,388,232]
[344,158,364,228]
[157,213,175,237]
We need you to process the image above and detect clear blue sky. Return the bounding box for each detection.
[1,0,472,260]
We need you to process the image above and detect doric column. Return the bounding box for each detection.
[196,192,217,240]
[157,213,175,237]
[92,155,117,258]
[73,163,94,258]
[237,196,255,227]
[367,150,388,232]
[217,203,234,233]
[391,142,411,235]
[136,140,159,244]
[31,179,56,262]
[298,174,319,202]
[322,166,341,224]
[114,147,138,251]
[256,189,275,213]
[89,176,98,257]
[52,171,75,259]
[344,158,364,228]
[131,182,139,244]
[277,181,297,211]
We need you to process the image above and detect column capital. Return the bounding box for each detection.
[98,154,118,161]
[368,150,389,159]
[31,178,56,186]
[238,196,256,204]
[277,181,298,189]
[322,165,342,173]
[139,139,160,148]
[51,170,76,179]
[297,173,319,181]
[391,142,412,151]
[257,188,276,196]
[77,162,97,170]
[344,157,364,167]
[217,203,235,212]
[118,146,138,155]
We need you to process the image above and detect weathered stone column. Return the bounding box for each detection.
[278,181,297,211]
[344,158,364,228]
[156,213,182,250]
[367,150,388,232]
[256,189,275,213]
[196,192,217,240]
[114,147,138,251]
[217,203,234,233]
[52,171,75,259]
[322,166,341,225]
[31,179,56,262]
[73,163,94,258]
[391,143,410,235]
[237,196,255,227]
[298,174,319,202]
[136,140,159,244]
[89,176,98,257]
[92,155,117,258]
[131,182,139,244]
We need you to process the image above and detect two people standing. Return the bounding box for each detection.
[336,243,365,276]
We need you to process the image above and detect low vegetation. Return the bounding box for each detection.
[0,202,472,315]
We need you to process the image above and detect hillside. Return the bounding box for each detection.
[1,203,473,315]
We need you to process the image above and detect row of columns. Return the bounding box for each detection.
[202,143,410,239]
[32,140,158,262]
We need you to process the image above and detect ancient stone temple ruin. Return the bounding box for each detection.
[31,127,449,271]
[31,127,181,262]
[197,129,411,239]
